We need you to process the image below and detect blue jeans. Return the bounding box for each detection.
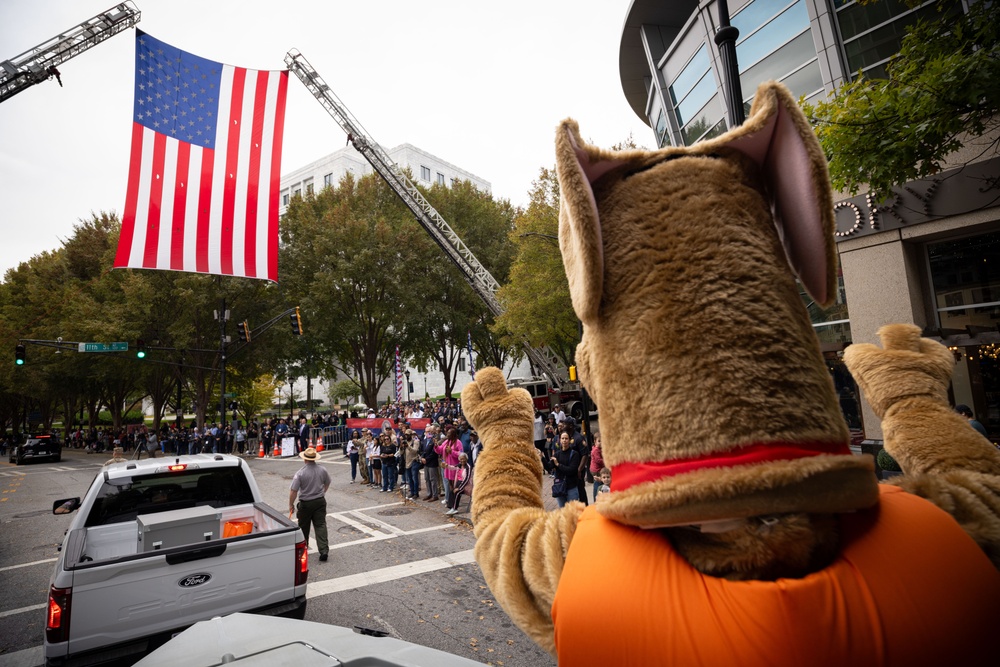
[382,464,397,491]
[406,463,421,497]
[349,453,359,480]
[556,485,581,508]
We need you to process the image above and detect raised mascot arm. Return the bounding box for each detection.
[844,324,1000,567]
[462,367,585,656]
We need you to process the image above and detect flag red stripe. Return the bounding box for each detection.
[142,132,167,268]
[245,70,268,278]
[221,67,247,276]
[267,72,289,281]
[115,123,146,268]
[170,141,190,271]
[196,148,214,274]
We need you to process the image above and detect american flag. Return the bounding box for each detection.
[114,30,288,281]
[467,331,476,379]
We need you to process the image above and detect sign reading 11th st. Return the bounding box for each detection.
[78,342,129,353]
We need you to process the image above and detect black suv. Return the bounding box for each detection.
[9,433,62,465]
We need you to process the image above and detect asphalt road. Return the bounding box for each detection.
[0,447,555,667]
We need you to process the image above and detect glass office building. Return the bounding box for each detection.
[619,0,1000,442]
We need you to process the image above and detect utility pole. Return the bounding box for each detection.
[714,0,745,127]
[216,296,229,432]
[176,352,184,427]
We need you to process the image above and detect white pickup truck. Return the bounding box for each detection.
[45,454,308,667]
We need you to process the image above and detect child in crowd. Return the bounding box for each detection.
[446,453,472,516]
[589,432,605,500]
[595,467,611,501]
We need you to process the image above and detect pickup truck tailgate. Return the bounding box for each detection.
[65,527,301,655]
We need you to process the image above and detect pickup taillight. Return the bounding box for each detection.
[46,585,71,643]
[295,540,309,585]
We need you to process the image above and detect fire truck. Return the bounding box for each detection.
[284,50,595,419]
[0,3,140,104]
[505,376,593,422]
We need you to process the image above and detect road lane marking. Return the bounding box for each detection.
[0,602,45,619]
[305,549,476,599]
[0,557,57,573]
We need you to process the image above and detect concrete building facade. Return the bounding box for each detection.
[279,143,491,215]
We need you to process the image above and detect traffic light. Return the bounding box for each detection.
[290,307,303,335]
[136,339,146,359]
[15,344,25,366]
[237,321,251,343]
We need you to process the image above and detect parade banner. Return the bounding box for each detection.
[346,418,430,435]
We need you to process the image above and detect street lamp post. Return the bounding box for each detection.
[404,370,411,402]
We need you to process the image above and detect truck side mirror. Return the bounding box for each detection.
[53,498,81,515]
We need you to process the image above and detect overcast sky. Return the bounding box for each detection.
[0,0,652,279]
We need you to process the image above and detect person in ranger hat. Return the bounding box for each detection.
[288,446,331,562]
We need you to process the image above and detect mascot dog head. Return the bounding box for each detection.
[556,81,877,529]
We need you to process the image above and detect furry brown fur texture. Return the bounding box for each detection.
[463,81,1000,657]
[844,323,1000,566]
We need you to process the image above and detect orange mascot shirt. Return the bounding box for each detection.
[553,485,1000,666]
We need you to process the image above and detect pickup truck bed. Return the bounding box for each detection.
[45,455,308,667]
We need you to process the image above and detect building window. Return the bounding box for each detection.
[458,357,466,372]
[668,45,712,120]
[733,0,809,72]
[306,183,314,195]
[293,188,301,197]
[421,165,431,181]
[323,173,333,188]
[655,108,667,147]
[437,172,445,186]
[929,233,1000,329]
[282,193,289,206]
[834,0,952,78]
[667,45,725,146]
[927,231,1000,436]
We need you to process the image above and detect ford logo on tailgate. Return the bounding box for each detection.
[178,574,212,587]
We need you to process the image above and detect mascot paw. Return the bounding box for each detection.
[842,324,954,418]
[461,367,535,449]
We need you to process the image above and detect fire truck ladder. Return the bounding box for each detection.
[284,49,569,388]
[0,2,140,104]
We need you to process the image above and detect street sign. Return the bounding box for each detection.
[78,342,129,353]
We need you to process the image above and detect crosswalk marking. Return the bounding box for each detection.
[305,549,476,599]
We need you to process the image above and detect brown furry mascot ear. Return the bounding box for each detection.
[557,81,876,529]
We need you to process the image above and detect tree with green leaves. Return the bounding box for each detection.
[279,173,431,407]
[415,180,519,397]
[495,168,579,367]
[802,0,999,201]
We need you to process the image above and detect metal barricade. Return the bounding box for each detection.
[327,425,350,455]
[306,425,352,454]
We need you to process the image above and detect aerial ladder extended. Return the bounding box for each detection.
[0,2,140,104]
[284,49,573,390]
